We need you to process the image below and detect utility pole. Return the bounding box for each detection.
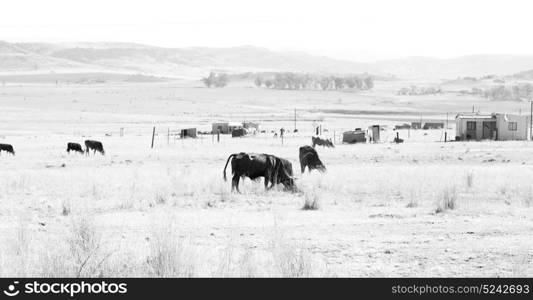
[294,109,297,132]
[530,100,532,141]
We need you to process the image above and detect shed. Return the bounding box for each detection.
[231,128,246,138]
[411,122,422,129]
[343,130,366,144]
[422,122,444,130]
[370,125,380,142]
[212,122,229,134]
[180,128,197,138]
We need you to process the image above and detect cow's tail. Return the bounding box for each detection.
[223,154,237,181]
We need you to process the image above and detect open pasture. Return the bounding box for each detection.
[0,81,532,277]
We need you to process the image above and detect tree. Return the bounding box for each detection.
[363,77,374,90]
[264,79,273,88]
[202,71,229,88]
[333,77,344,90]
[202,71,216,87]
[254,76,263,87]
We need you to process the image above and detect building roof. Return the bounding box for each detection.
[455,114,494,120]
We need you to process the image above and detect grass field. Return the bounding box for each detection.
[0,80,532,277]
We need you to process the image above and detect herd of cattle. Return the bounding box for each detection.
[0,140,105,156]
[1,135,333,193]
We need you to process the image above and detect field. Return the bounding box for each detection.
[0,79,532,277]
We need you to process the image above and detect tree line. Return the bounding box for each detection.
[254,72,374,91]
[465,84,533,101]
[397,85,442,95]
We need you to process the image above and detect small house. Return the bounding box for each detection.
[343,130,366,144]
[180,128,197,138]
[394,123,411,130]
[369,125,380,142]
[455,113,529,141]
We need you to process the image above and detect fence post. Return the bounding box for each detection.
[151,126,156,149]
[217,131,220,143]
[444,132,447,142]
[167,128,170,146]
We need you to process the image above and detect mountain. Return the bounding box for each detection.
[5,42,377,79]
[374,55,533,79]
[2,41,533,79]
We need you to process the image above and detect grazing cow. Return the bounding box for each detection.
[223,152,295,192]
[312,136,334,148]
[66,142,84,154]
[84,140,105,155]
[0,143,15,155]
[299,146,326,173]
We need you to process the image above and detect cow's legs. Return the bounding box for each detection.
[231,174,241,193]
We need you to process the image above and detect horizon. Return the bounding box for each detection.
[2,0,533,62]
[4,39,533,64]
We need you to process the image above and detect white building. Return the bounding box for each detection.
[455,113,530,141]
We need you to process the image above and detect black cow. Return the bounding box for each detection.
[67,142,84,154]
[223,152,295,193]
[84,140,105,155]
[0,143,15,155]
[299,145,326,173]
[312,136,334,148]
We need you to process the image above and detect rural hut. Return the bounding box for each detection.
[180,128,197,138]
[411,122,422,129]
[231,128,246,138]
[422,122,444,130]
[342,130,366,144]
[370,125,380,142]
[455,113,529,141]
[212,122,229,134]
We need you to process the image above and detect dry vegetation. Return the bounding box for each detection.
[0,81,532,277]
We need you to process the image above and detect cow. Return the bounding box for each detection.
[299,145,326,173]
[84,140,105,155]
[66,142,84,154]
[312,136,334,148]
[223,152,295,193]
[0,143,15,155]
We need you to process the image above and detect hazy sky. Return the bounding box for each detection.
[1,0,532,61]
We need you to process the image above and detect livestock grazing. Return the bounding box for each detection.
[0,143,15,155]
[66,142,84,154]
[299,145,326,173]
[312,136,334,148]
[84,140,105,155]
[223,152,295,193]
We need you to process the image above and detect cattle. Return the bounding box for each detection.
[223,152,295,193]
[84,140,105,155]
[0,143,15,155]
[312,136,334,148]
[299,146,326,173]
[66,142,84,154]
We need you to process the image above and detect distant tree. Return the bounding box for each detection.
[320,77,331,90]
[254,76,263,87]
[333,77,344,90]
[202,72,229,88]
[202,71,216,87]
[264,79,273,88]
[214,73,229,87]
[363,77,374,90]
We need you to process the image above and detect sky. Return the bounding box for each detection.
[0,0,532,62]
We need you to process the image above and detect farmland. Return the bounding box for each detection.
[0,79,532,277]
